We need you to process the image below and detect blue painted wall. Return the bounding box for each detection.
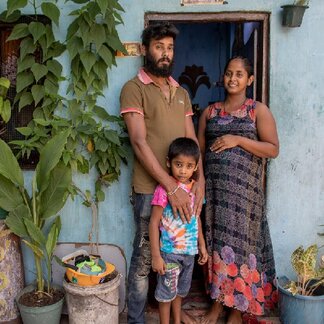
[1,0,324,289]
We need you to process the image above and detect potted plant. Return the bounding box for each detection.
[0,76,11,136]
[277,244,324,324]
[281,0,310,27]
[1,130,72,324]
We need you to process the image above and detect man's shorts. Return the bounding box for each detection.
[155,251,195,302]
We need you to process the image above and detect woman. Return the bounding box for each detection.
[198,57,279,324]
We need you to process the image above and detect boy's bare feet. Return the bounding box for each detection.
[180,309,197,324]
[227,309,242,324]
[201,302,223,324]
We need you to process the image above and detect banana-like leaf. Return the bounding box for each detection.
[40,164,72,219]
[0,174,24,211]
[0,138,24,187]
[4,204,31,238]
[24,217,46,246]
[45,216,61,258]
[36,130,69,195]
[22,239,44,258]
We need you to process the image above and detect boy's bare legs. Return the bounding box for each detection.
[201,301,223,324]
[171,296,182,324]
[227,309,242,324]
[159,301,172,324]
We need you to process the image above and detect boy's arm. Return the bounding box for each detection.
[149,205,166,275]
[197,217,208,265]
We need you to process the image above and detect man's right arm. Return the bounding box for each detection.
[123,112,192,222]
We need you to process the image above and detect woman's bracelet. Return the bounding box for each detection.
[166,185,180,196]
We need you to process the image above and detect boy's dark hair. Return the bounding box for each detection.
[168,137,200,164]
[141,22,179,48]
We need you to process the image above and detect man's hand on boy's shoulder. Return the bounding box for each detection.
[152,255,166,275]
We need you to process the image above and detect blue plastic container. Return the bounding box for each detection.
[278,276,324,324]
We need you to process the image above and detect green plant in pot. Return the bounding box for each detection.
[278,244,324,324]
[281,0,310,27]
[0,76,11,136]
[0,130,72,322]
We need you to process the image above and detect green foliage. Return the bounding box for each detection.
[2,0,129,202]
[2,131,72,293]
[286,244,324,296]
[0,77,12,123]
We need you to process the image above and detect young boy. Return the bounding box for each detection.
[149,137,208,324]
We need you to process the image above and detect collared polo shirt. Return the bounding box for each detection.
[120,68,193,194]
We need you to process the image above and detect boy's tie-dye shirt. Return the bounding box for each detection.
[151,181,198,255]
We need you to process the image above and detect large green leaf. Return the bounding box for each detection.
[90,24,105,50]
[46,60,62,79]
[98,44,113,66]
[6,23,29,41]
[28,22,45,43]
[0,10,21,23]
[40,164,71,219]
[22,240,44,258]
[45,216,61,258]
[36,131,69,195]
[16,71,34,93]
[7,0,28,16]
[24,217,46,246]
[1,100,11,123]
[4,204,31,238]
[0,174,24,211]
[31,63,48,82]
[41,2,60,27]
[0,138,24,186]
[80,51,96,75]
[19,37,35,60]
[17,55,35,73]
[31,84,45,106]
[18,91,33,110]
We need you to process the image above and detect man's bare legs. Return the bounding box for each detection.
[201,301,223,324]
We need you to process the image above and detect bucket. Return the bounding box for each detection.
[0,221,24,323]
[63,272,121,324]
[278,276,324,324]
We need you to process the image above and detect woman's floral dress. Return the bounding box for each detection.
[204,99,278,315]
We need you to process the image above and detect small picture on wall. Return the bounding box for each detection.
[181,0,224,5]
[116,42,141,57]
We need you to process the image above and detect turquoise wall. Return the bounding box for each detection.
[1,0,323,287]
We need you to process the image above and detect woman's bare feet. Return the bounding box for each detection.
[227,309,242,324]
[200,302,223,324]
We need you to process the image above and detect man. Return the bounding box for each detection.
[120,22,205,324]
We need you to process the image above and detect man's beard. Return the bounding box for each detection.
[144,51,174,77]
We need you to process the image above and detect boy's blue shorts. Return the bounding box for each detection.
[155,251,195,302]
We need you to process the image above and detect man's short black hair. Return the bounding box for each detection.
[168,137,200,164]
[141,22,179,48]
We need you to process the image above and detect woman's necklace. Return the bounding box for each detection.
[224,97,247,113]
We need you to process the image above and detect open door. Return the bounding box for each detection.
[145,12,269,110]
[144,12,270,309]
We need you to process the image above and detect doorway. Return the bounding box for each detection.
[144,11,270,309]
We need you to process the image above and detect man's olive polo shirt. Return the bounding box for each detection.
[120,68,193,194]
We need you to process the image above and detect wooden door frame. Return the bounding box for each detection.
[144,12,270,105]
